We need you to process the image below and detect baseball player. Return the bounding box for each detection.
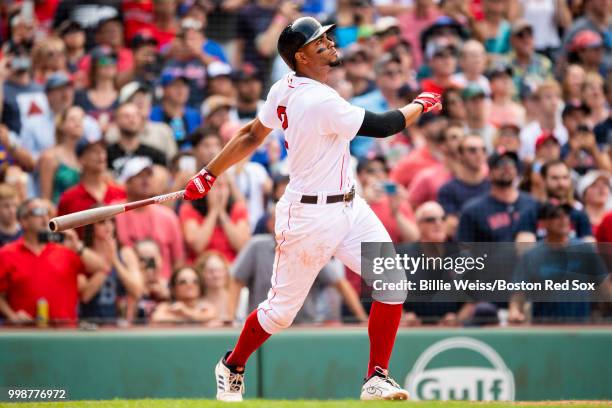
[184,17,441,402]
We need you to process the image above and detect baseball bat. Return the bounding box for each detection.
[48,190,185,232]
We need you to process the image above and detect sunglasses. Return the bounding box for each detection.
[177,278,198,286]
[464,146,486,154]
[26,207,49,217]
[419,215,446,223]
[515,30,533,39]
[366,167,386,174]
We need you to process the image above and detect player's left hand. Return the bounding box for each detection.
[412,92,442,113]
[184,168,217,200]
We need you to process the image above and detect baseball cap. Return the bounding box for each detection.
[118,81,151,104]
[118,157,153,183]
[570,30,603,52]
[486,64,513,80]
[207,61,232,79]
[160,68,189,87]
[232,63,260,81]
[577,170,611,199]
[511,20,533,36]
[76,137,106,157]
[90,46,117,66]
[374,52,401,74]
[535,131,559,150]
[461,84,486,100]
[57,20,83,37]
[537,201,572,220]
[374,16,399,36]
[131,30,159,49]
[488,150,519,169]
[201,95,234,117]
[498,121,521,135]
[343,43,369,61]
[45,72,73,92]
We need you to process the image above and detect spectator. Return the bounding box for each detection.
[1,54,47,135]
[487,64,526,128]
[151,265,217,324]
[118,31,162,89]
[195,251,232,322]
[500,20,554,93]
[562,64,587,105]
[150,69,201,149]
[474,0,511,54]
[397,0,442,68]
[357,156,418,243]
[563,124,611,175]
[107,102,167,177]
[534,132,562,168]
[192,127,223,170]
[106,82,177,162]
[342,45,376,99]
[510,202,607,323]
[0,198,105,325]
[20,73,101,168]
[79,216,143,323]
[438,134,491,239]
[568,30,607,76]
[596,210,612,242]
[519,80,567,161]
[391,114,448,189]
[115,157,185,279]
[229,204,368,324]
[518,0,571,58]
[74,46,119,132]
[52,0,122,49]
[420,43,460,94]
[30,37,67,84]
[201,95,236,131]
[457,151,537,242]
[493,123,522,154]
[207,62,235,99]
[440,87,467,124]
[407,124,463,209]
[516,160,593,242]
[582,72,609,127]
[578,170,611,236]
[229,65,265,125]
[57,138,126,224]
[560,102,590,147]
[38,106,86,203]
[56,20,86,75]
[462,84,497,153]
[452,39,490,95]
[352,53,406,159]
[399,201,473,325]
[149,0,179,48]
[179,174,250,263]
[134,239,170,322]
[0,184,21,247]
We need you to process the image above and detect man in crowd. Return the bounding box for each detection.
[115,157,184,279]
[0,198,106,325]
[0,184,21,247]
[462,84,496,153]
[438,134,490,239]
[229,65,265,125]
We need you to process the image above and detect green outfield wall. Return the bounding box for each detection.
[0,328,610,401]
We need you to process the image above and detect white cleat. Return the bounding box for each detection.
[360,366,410,401]
[215,353,245,402]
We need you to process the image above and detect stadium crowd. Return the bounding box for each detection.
[0,0,610,328]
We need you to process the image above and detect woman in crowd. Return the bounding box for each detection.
[38,106,84,203]
[151,266,217,324]
[79,216,143,324]
[31,37,67,83]
[196,251,232,323]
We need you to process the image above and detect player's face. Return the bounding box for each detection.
[299,33,339,68]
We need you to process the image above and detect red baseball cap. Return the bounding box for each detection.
[535,132,559,150]
[570,30,603,52]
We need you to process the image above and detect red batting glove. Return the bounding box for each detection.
[184,168,217,200]
[412,92,442,113]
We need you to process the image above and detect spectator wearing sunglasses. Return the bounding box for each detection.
[0,198,106,325]
[151,266,217,324]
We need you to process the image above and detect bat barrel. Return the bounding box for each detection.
[49,204,125,232]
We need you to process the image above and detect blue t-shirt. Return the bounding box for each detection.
[150,105,201,150]
[457,192,537,242]
[516,202,592,241]
[438,178,491,216]
[79,267,125,321]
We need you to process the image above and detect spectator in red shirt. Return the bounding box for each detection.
[578,171,611,237]
[151,0,179,48]
[357,156,417,243]
[390,113,448,189]
[57,138,126,227]
[0,198,105,325]
[115,157,185,279]
[596,211,612,242]
[180,175,250,263]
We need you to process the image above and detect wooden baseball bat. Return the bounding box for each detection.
[48,190,185,232]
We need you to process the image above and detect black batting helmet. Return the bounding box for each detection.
[277,17,336,70]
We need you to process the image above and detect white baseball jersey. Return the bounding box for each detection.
[258,73,365,194]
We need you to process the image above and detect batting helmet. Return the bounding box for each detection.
[277,17,336,70]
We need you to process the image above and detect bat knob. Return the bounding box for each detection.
[49,220,59,232]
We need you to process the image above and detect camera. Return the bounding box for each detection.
[38,231,66,244]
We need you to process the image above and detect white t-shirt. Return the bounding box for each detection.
[520,0,561,49]
[230,161,270,230]
[258,73,365,194]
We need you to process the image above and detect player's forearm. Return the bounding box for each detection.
[398,103,425,128]
[206,121,266,177]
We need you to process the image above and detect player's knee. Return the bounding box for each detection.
[258,309,297,334]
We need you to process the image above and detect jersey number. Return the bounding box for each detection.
[277,106,288,130]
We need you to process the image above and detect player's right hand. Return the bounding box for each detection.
[412,92,442,113]
[184,168,217,200]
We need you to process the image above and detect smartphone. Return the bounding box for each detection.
[383,181,397,195]
[38,231,66,244]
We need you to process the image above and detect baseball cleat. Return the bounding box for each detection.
[215,352,245,402]
[360,366,410,401]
